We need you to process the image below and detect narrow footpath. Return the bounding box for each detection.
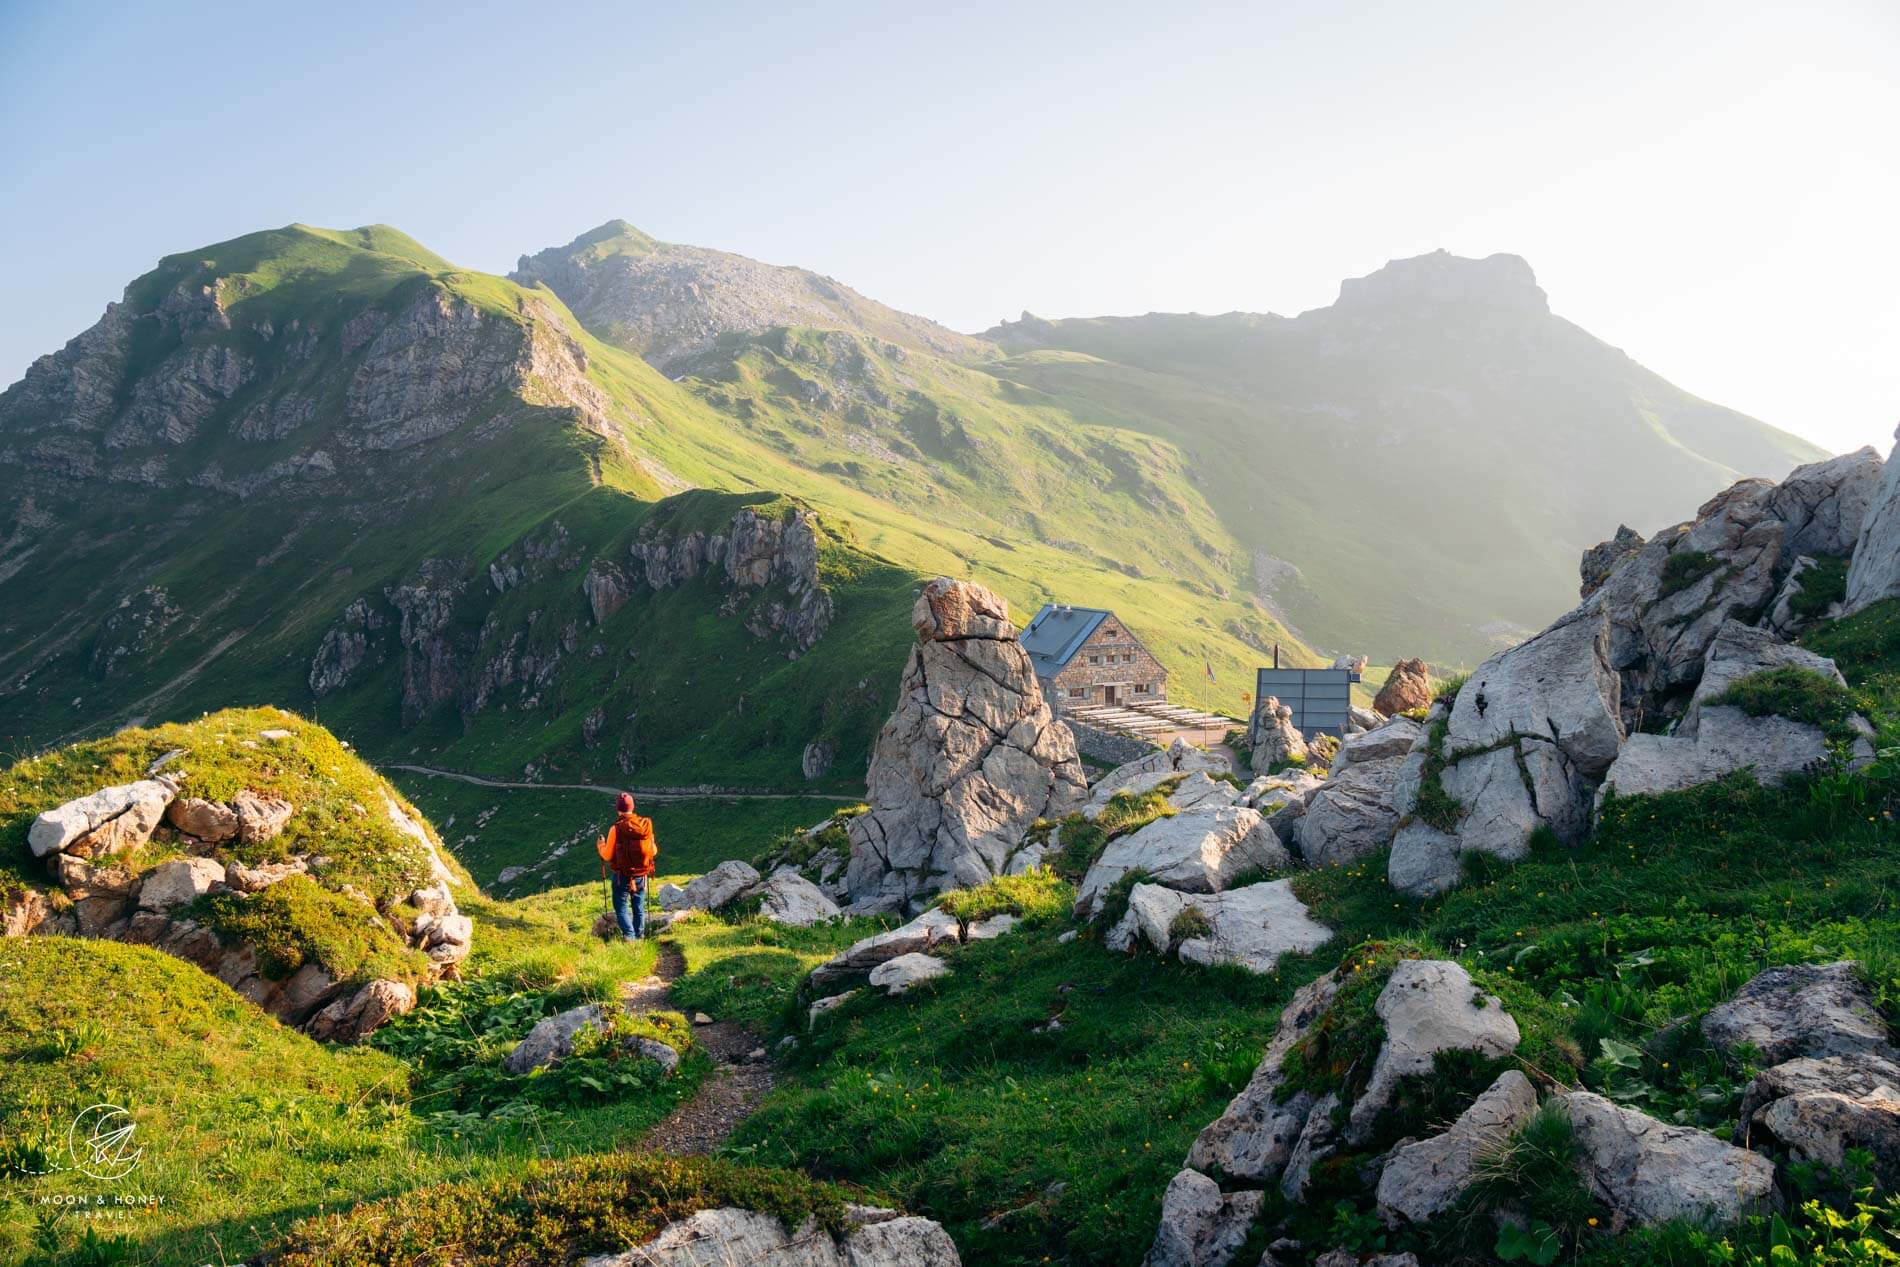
[624,940,777,1156]
[389,763,860,803]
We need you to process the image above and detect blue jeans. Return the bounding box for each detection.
[611,872,647,940]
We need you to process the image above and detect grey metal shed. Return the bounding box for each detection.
[1255,667,1356,737]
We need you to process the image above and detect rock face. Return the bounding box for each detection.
[575,1203,961,1267]
[1581,525,1646,599]
[1189,972,1343,1181]
[1849,429,1900,613]
[1144,1167,1264,1267]
[1372,659,1434,717]
[135,857,225,911]
[1599,622,1868,799]
[1076,805,1290,916]
[307,979,416,1044]
[1105,880,1332,974]
[845,578,1087,908]
[1298,755,1411,869]
[631,504,834,652]
[1708,961,1900,1188]
[1558,1090,1775,1228]
[1376,1069,1539,1226]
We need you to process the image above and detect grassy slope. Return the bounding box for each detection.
[0,873,717,1266]
[685,598,1900,1266]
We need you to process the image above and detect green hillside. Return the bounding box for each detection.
[0,224,1314,844]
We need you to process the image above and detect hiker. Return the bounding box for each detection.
[596,792,657,941]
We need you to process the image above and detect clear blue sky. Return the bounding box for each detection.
[3,0,1895,454]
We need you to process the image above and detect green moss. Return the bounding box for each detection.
[1051,785,1176,883]
[1169,905,1213,945]
[1658,549,1722,598]
[266,1153,855,1266]
[1412,712,1465,832]
[192,874,432,987]
[1093,868,1155,932]
[1789,555,1850,621]
[1277,941,1423,1103]
[1711,665,1859,741]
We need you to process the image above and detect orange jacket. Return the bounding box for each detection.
[604,812,656,878]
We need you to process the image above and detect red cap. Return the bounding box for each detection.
[616,792,634,814]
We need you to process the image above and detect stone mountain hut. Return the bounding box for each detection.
[1020,604,1168,710]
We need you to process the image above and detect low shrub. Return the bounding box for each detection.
[936,870,1071,927]
[1659,549,1723,598]
[1711,665,1859,740]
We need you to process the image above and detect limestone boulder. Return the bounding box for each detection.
[52,855,136,900]
[807,989,858,1029]
[234,789,295,845]
[1704,961,1898,1066]
[1376,1069,1538,1226]
[1297,757,1409,869]
[135,857,226,911]
[1766,555,1831,638]
[1326,716,1422,781]
[868,952,949,996]
[1770,446,1883,560]
[501,1003,680,1075]
[845,578,1087,907]
[1106,881,1332,973]
[166,797,239,843]
[808,908,961,988]
[747,870,840,926]
[1558,1090,1775,1228]
[1189,971,1342,1181]
[1075,805,1289,916]
[1241,768,1324,813]
[3,888,73,938]
[579,1205,960,1267]
[672,860,762,912]
[28,777,177,859]
[1143,1168,1263,1267]
[1346,959,1521,1143]
[1373,659,1435,717]
[1168,771,1241,811]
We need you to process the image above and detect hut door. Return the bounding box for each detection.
[1103,685,1117,705]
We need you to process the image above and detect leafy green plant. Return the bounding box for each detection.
[1497,1218,1563,1264]
[1712,666,1859,740]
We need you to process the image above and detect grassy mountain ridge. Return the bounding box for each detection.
[0,223,1309,817]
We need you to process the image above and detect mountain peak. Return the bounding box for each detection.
[1332,248,1549,316]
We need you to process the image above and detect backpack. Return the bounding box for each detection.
[607,815,656,876]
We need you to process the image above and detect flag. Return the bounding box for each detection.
[1200,645,1216,684]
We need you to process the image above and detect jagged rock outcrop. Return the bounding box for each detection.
[1371,658,1434,716]
[1581,525,1645,599]
[308,597,388,697]
[1248,697,1308,768]
[16,758,468,1042]
[631,504,833,651]
[844,578,1086,909]
[1599,622,1871,800]
[1707,961,1900,1189]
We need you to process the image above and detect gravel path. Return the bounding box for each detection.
[627,940,776,1156]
